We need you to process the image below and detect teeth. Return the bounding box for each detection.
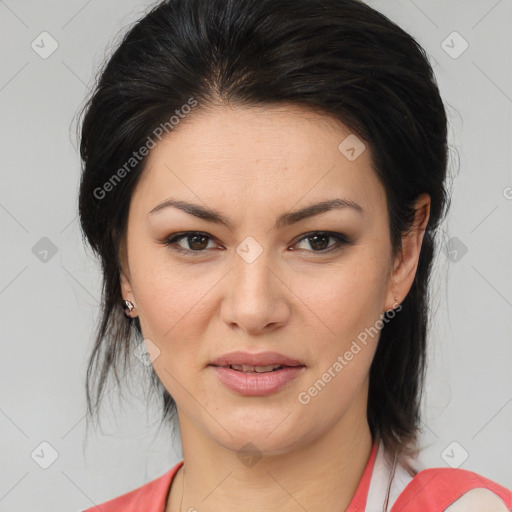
[229,364,282,373]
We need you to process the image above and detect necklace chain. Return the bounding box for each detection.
[178,448,398,512]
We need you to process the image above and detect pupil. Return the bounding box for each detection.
[310,234,329,250]
[189,234,207,250]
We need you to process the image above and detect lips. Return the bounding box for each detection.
[209,351,305,370]
[211,363,306,395]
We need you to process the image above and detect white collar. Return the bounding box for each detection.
[365,439,415,511]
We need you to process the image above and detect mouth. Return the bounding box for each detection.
[208,351,306,395]
[209,363,306,396]
[211,363,303,373]
[209,351,305,370]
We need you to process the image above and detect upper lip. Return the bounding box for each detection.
[210,351,305,367]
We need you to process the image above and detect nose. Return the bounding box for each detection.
[220,247,291,335]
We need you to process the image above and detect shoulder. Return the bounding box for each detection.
[81,461,183,512]
[444,488,511,511]
[389,467,512,512]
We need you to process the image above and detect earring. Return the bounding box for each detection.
[385,296,400,314]
[122,299,135,316]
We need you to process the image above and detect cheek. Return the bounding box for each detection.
[132,261,209,399]
[128,236,201,323]
[130,256,222,383]
[295,262,385,411]
[128,247,190,341]
[298,255,387,348]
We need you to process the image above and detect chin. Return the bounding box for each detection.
[218,432,302,459]
[209,410,311,456]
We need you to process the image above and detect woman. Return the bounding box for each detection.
[78,0,512,510]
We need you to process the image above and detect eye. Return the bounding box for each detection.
[292,231,353,254]
[160,230,353,256]
[162,231,219,255]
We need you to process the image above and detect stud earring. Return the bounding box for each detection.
[385,296,400,314]
[122,299,135,316]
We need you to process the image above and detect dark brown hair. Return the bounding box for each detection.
[78,0,451,470]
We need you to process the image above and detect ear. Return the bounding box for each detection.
[385,193,431,311]
[119,241,137,313]
[120,267,135,303]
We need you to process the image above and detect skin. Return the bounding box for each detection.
[119,103,430,512]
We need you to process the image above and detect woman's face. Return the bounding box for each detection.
[120,103,427,455]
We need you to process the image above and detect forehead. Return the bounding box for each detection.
[132,103,385,219]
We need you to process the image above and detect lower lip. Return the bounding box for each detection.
[210,365,306,396]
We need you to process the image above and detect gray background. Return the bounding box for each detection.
[0,0,511,510]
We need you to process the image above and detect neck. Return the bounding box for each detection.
[168,393,374,512]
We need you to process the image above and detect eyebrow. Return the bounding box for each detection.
[148,197,364,229]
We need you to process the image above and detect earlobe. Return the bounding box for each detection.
[386,193,431,311]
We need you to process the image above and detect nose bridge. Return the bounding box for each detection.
[222,235,288,331]
[232,235,275,298]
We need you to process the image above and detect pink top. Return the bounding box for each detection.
[82,439,512,511]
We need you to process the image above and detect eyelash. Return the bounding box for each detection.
[160,231,354,257]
